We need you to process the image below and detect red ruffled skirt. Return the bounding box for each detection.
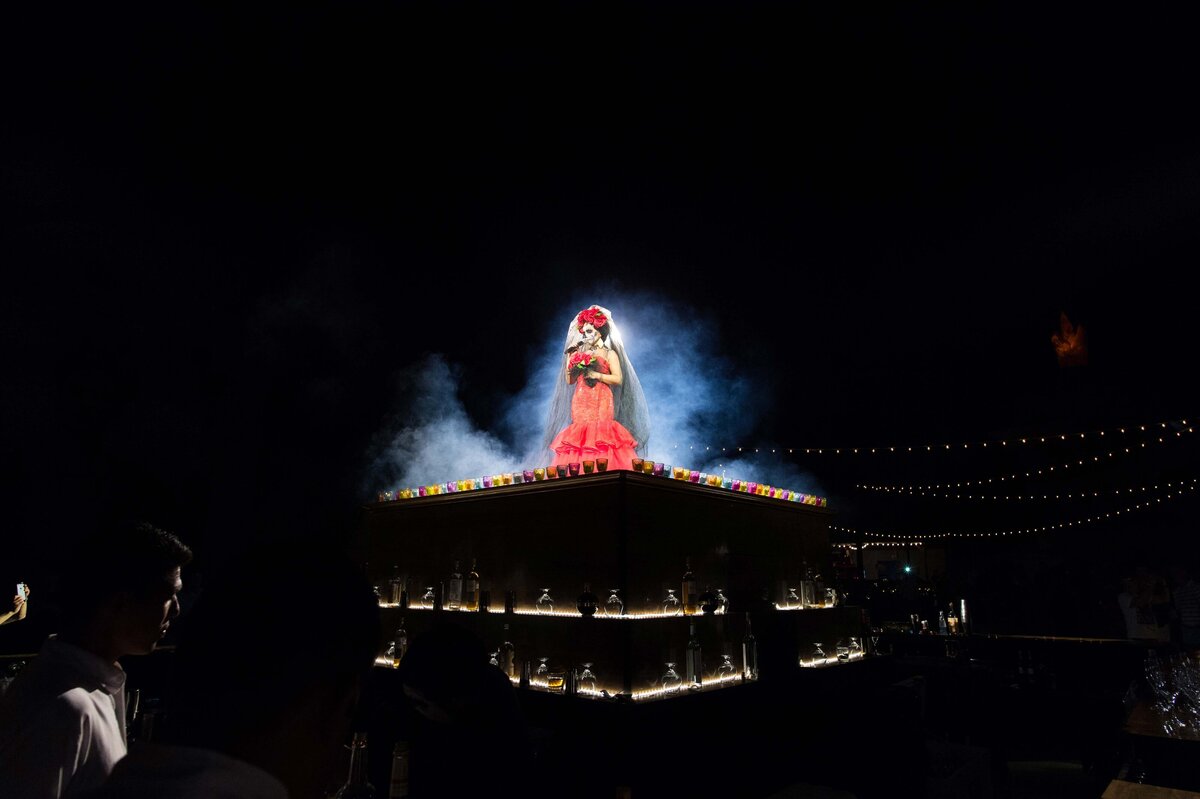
[548,379,639,471]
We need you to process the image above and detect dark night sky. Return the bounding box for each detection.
[3,3,1198,579]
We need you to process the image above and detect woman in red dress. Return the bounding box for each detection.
[544,306,649,471]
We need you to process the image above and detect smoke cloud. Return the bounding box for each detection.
[364,291,823,497]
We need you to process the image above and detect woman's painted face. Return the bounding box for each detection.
[581,323,599,343]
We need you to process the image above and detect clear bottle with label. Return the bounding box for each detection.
[682,557,698,615]
[799,565,816,608]
[446,562,463,610]
[334,732,375,799]
[741,613,759,681]
[464,559,480,612]
[498,624,516,678]
[389,567,403,606]
[686,620,703,688]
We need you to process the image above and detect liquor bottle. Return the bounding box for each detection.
[686,620,703,687]
[446,561,463,610]
[464,559,480,612]
[499,624,516,678]
[947,605,960,635]
[519,659,531,689]
[388,740,410,798]
[741,613,759,681]
[392,618,408,668]
[938,611,948,635]
[389,567,403,606]
[799,564,816,608]
[334,732,375,798]
[682,557,698,615]
[576,583,598,617]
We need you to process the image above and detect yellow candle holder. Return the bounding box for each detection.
[534,467,546,481]
[641,460,654,474]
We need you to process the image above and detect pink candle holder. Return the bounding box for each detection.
[482,476,493,488]
[652,462,664,477]
[747,482,757,494]
[689,471,700,483]
[568,462,580,476]
[731,480,741,491]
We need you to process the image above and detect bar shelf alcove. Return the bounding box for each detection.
[364,469,861,698]
[362,470,880,797]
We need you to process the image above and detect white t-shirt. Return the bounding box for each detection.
[0,636,128,798]
[88,743,289,799]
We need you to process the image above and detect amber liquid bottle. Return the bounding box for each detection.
[682,556,698,615]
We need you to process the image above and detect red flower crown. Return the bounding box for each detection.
[576,307,608,332]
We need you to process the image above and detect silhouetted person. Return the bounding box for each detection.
[0,521,192,798]
[90,546,380,799]
[396,622,532,799]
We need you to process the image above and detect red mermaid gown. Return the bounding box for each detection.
[548,356,639,471]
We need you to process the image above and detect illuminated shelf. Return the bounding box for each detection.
[507,671,752,702]
[378,602,735,620]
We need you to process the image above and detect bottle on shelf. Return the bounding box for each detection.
[464,559,480,612]
[333,732,375,799]
[389,567,403,606]
[938,610,948,635]
[519,659,531,689]
[682,557,698,615]
[446,561,463,611]
[388,740,410,798]
[686,620,703,688]
[947,605,960,635]
[391,618,408,668]
[799,564,816,608]
[741,613,759,681]
[499,624,516,678]
[576,583,598,617]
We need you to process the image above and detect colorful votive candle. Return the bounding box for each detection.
[596,457,608,471]
[731,479,741,492]
[482,476,493,488]
[641,460,653,474]
[504,473,514,485]
[689,470,700,483]
[582,460,594,473]
[652,462,664,477]
[568,462,580,476]
[534,467,545,481]
[556,464,568,478]
[523,469,535,482]
[631,457,644,471]
[512,472,524,484]
[747,482,757,494]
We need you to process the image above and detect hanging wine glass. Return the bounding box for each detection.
[578,662,598,694]
[825,587,838,608]
[717,653,736,679]
[715,588,729,615]
[785,587,801,609]
[662,589,681,616]
[849,637,862,659]
[604,588,624,617]
[536,657,549,681]
[813,642,827,663]
[536,588,555,614]
[420,587,435,609]
[488,650,500,668]
[661,662,682,693]
[836,638,851,662]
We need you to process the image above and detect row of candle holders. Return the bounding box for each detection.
[376,459,827,506]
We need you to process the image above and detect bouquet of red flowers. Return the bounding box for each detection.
[568,351,599,386]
